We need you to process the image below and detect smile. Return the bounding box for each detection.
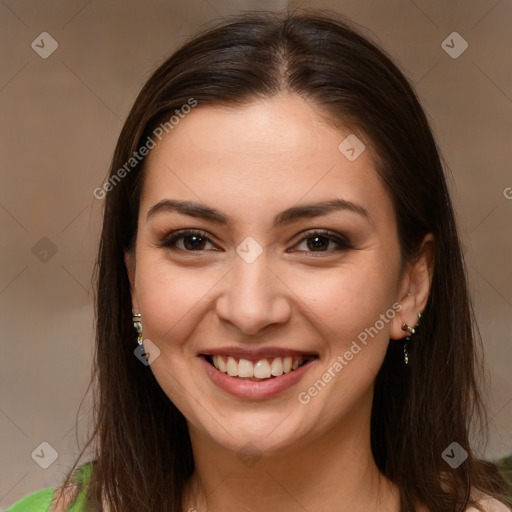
[200,350,318,399]
[206,354,309,380]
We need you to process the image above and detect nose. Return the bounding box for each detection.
[215,249,292,337]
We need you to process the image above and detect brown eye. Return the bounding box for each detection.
[158,230,216,251]
[182,234,208,250]
[293,230,354,254]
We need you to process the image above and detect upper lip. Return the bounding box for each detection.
[199,347,318,360]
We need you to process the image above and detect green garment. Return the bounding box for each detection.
[5,462,93,512]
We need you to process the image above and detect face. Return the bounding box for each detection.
[125,94,413,457]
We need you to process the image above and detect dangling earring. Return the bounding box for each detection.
[401,311,422,365]
[132,313,143,345]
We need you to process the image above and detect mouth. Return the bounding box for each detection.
[202,354,315,381]
[199,350,319,399]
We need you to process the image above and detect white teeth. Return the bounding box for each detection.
[270,357,283,377]
[217,356,227,373]
[238,359,254,378]
[210,354,308,379]
[253,359,272,379]
[226,356,238,376]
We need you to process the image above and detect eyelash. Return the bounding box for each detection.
[157,228,354,255]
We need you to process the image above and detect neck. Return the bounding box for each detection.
[183,394,400,512]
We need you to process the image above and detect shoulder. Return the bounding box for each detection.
[49,462,94,512]
[466,493,512,512]
[4,487,55,512]
[5,462,95,512]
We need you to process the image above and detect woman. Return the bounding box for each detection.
[7,10,510,512]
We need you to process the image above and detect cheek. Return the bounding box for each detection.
[134,254,220,348]
[290,258,399,349]
[292,264,399,421]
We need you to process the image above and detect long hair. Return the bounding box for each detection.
[54,10,508,512]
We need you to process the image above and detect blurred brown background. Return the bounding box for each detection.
[1,0,511,507]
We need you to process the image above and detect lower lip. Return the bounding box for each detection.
[200,356,316,400]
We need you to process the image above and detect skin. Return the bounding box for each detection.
[124,94,434,512]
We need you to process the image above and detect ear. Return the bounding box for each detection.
[124,249,140,313]
[390,233,435,340]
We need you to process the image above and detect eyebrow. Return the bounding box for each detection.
[146,198,371,228]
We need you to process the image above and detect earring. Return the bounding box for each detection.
[401,312,422,365]
[132,313,143,345]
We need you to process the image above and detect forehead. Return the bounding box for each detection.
[140,94,394,229]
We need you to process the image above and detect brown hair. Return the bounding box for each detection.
[53,9,508,512]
